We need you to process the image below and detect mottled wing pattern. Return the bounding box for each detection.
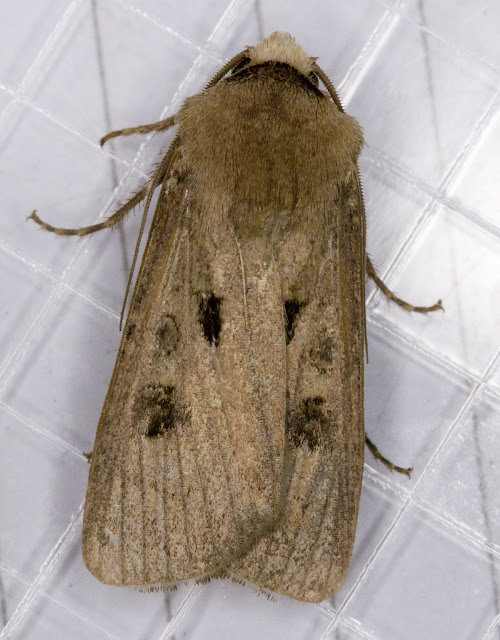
[82,164,285,586]
[229,172,365,602]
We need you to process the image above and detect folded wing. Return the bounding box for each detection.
[82,167,286,586]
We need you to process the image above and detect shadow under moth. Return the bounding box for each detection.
[29,32,442,603]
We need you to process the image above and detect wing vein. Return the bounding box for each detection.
[278,242,335,587]
[182,204,219,572]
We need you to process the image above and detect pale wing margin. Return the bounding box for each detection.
[82,166,285,586]
[229,175,365,603]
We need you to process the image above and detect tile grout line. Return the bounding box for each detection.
[323,347,500,638]
[368,313,481,388]
[0,157,130,396]
[157,585,202,640]
[365,85,500,316]
[106,0,222,60]
[0,237,120,322]
[0,506,84,639]
[0,401,86,461]
[42,590,119,640]
[363,146,500,243]
[0,0,84,144]
[415,498,500,565]
[390,0,500,83]
[483,612,500,640]
[340,4,402,105]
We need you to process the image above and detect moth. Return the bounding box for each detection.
[29,32,442,602]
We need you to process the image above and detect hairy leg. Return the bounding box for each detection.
[366,256,443,314]
[28,177,156,237]
[365,436,412,478]
[100,115,176,147]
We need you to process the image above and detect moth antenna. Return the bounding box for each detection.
[119,135,180,329]
[312,62,344,113]
[314,61,369,362]
[205,50,249,89]
[355,171,368,364]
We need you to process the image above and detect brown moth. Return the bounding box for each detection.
[29,32,442,602]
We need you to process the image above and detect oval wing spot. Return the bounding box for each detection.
[156,315,180,355]
[287,396,326,449]
[309,334,334,373]
[136,383,179,438]
[284,299,305,345]
[198,293,222,346]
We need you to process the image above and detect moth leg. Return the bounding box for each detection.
[28,179,152,237]
[83,451,92,463]
[365,436,412,478]
[366,257,443,314]
[100,115,176,147]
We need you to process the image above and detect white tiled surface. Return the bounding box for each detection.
[0,1,499,638]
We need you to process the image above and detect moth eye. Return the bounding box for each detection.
[284,299,305,345]
[231,56,251,75]
[138,384,178,438]
[287,396,326,449]
[308,71,319,87]
[156,314,180,355]
[198,293,222,346]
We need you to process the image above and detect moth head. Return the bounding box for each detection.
[246,32,315,79]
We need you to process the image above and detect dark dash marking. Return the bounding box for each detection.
[284,299,304,345]
[199,293,222,346]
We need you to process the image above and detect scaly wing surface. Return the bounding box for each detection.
[83,167,286,586]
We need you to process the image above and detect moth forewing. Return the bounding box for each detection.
[82,129,287,584]
[229,175,365,603]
